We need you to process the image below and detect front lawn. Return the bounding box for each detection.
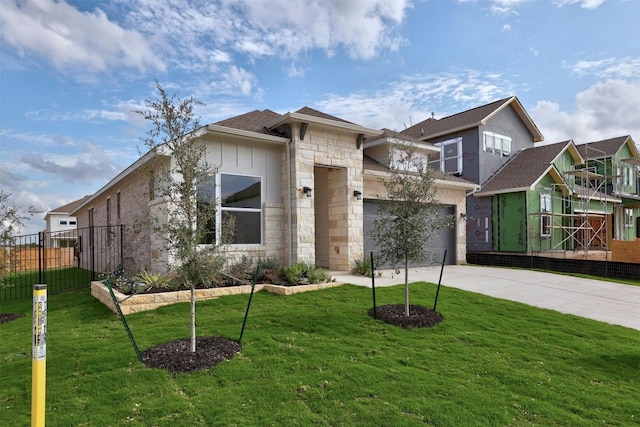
[1,283,638,426]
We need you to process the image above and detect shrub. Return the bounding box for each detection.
[284,262,331,285]
[351,255,373,276]
[284,262,308,284]
[135,270,176,290]
[257,257,283,284]
[225,255,254,284]
[306,265,331,284]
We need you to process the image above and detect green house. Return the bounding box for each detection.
[576,136,640,242]
[474,139,631,254]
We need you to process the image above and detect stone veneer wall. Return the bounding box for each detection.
[286,124,364,270]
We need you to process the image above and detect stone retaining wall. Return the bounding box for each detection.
[92,281,343,315]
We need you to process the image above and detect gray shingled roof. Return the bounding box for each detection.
[576,135,632,158]
[49,195,92,214]
[402,97,513,139]
[295,106,354,124]
[476,141,573,196]
[214,109,282,135]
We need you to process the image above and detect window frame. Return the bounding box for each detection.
[435,137,463,175]
[220,173,263,245]
[540,193,552,237]
[198,173,263,246]
[483,131,512,156]
[624,208,633,228]
[541,215,552,237]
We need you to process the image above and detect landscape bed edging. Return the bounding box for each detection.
[91,281,344,314]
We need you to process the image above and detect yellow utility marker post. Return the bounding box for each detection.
[31,284,47,427]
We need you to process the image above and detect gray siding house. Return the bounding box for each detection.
[402,96,544,252]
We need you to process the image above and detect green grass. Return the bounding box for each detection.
[0,267,92,301]
[1,283,639,426]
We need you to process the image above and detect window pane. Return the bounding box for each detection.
[444,157,458,173]
[228,211,261,244]
[222,175,261,208]
[443,143,457,160]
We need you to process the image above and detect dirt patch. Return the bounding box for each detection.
[368,304,443,328]
[0,313,25,324]
[142,335,241,375]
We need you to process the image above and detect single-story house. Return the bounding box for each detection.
[70,107,477,275]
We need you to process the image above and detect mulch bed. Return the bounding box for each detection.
[142,335,241,375]
[0,313,25,324]
[368,304,443,328]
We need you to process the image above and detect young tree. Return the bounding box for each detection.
[0,191,39,286]
[135,81,232,353]
[370,143,455,316]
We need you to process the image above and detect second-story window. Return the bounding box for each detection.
[483,131,512,156]
[431,137,463,175]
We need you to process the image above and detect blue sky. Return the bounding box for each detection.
[1,0,639,234]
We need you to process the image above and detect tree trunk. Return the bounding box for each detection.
[190,284,196,353]
[404,258,410,317]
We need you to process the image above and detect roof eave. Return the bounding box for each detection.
[475,186,532,197]
[206,124,290,144]
[364,137,441,153]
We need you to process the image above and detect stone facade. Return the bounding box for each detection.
[73,108,473,275]
[286,123,364,270]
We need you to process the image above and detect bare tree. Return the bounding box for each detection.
[370,143,454,316]
[0,191,39,285]
[135,81,232,353]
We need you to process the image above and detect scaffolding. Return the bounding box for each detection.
[529,145,614,258]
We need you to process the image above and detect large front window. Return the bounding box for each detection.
[197,174,262,245]
[221,174,262,244]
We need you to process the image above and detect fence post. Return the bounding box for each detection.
[90,225,95,281]
[31,284,47,427]
[38,232,44,285]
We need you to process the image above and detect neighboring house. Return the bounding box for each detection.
[474,140,624,253]
[401,96,544,251]
[44,196,91,248]
[576,135,640,241]
[70,107,476,275]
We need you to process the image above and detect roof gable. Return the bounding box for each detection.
[475,140,579,196]
[49,195,92,215]
[577,135,639,159]
[401,96,544,143]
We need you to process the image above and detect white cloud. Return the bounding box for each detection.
[532,79,640,144]
[563,56,640,80]
[317,70,518,130]
[0,0,164,73]
[503,24,512,31]
[554,0,606,10]
[487,0,527,15]
[120,0,410,63]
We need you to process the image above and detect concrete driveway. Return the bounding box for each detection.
[332,264,640,331]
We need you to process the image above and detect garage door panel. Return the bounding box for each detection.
[364,200,455,268]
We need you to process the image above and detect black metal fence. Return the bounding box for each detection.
[0,225,123,302]
[467,252,640,281]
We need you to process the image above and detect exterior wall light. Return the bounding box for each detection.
[302,186,313,197]
[353,190,362,200]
